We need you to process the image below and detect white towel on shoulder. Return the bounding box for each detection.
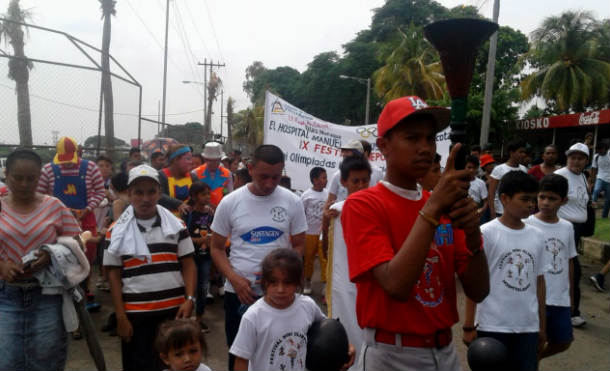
[107,205,185,262]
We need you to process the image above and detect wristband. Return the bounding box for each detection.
[418,210,440,227]
[462,324,478,332]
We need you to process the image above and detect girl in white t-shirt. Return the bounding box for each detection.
[156,319,211,371]
[230,248,354,371]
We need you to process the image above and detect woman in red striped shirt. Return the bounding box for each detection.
[0,149,80,371]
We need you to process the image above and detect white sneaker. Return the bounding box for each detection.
[218,286,225,297]
[571,315,586,328]
[303,281,312,295]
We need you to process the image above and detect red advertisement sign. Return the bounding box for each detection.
[516,109,610,130]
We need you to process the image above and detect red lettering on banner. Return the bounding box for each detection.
[300,141,309,150]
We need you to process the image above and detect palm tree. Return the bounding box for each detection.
[373,24,445,103]
[232,105,264,154]
[205,72,221,141]
[1,0,33,145]
[226,97,235,152]
[521,11,610,113]
[99,0,116,153]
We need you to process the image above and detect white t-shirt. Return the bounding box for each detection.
[229,295,325,371]
[211,186,308,293]
[524,215,577,307]
[468,177,488,204]
[300,188,328,235]
[555,167,589,223]
[490,163,528,214]
[328,164,384,202]
[328,201,363,367]
[592,150,610,183]
[477,219,546,333]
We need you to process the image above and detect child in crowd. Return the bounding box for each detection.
[525,174,576,360]
[465,155,488,219]
[301,167,329,295]
[324,155,370,367]
[229,248,354,371]
[488,139,528,218]
[156,319,211,371]
[109,172,129,222]
[418,153,441,191]
[183,182,214,332]
[463,171,546,371]
[233,168,252,189]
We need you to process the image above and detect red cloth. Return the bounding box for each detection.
[527,165,545,181]
[342,184,473,335]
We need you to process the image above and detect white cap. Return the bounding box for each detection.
[202,142,223,159]
[128,164,160,186]
[565,142,589,158]
[340,139,364,153]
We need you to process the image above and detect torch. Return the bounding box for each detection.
[424,19,498,169]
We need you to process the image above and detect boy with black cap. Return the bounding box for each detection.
[342,96,489,371]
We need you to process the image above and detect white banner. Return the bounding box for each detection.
[263,91,450,191]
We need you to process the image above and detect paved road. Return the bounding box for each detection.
[67,255,609,370]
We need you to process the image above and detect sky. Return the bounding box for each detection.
[0,0,608,146]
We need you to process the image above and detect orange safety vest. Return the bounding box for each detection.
[192,164,231,206]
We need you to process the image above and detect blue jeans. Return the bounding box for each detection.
[194,254,212,316]
[477,331,539,371]
[592,178,610,217]
[0,281,67,371]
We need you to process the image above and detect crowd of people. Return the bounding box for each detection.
[0,95,608,371]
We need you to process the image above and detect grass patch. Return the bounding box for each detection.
[593,217,609,242]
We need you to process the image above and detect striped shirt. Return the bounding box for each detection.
[37,160,106,212]
[0,196,81,263]
[103,216,194,316]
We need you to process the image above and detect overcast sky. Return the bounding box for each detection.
[1,0,608,146]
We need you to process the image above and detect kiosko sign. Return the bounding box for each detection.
[516,109,609,130]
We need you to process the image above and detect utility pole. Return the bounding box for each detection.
[479,0,500,147]
[161,0,170,127]
[198,59,226,141]
[220,89,224,139]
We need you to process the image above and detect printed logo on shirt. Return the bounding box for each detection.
[434,223,454,246]
[544,237,567,275]
[499,249,535,292]
[270,206,288,222]
[310,200,325,219]
[63,183,77,195]
[414,245,445,307]
[240,226,284,244]
[268,331,306,370]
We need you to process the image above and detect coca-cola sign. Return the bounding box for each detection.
[515,109,609,130]
[579,111,600,126]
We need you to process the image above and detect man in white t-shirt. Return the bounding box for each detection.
[525,174,576,361]
[591,141,610,218]
[210,144,308,371]
[326,139,365,204]
[300,167,329,294]
[487,139,528,218]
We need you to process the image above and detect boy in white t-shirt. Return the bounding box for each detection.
[210,145,308,370]
[525,174,576,361]
[463,171,546,371]
[465,155,488,219]
[300,167,329,294]
[230,248,354,371]
[487,139,528,218]
[323,154,371,369]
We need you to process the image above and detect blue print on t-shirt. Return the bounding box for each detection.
[434,223,454,246]
[241,226,284,244]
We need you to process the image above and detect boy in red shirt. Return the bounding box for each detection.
[342,96,490,371]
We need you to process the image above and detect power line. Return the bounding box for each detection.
[182,0,212,58]
[202,0,225,62]
[170,1,205,98]
[123,0,189,77]
[0,82,203,117]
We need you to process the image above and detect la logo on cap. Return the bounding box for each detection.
[408,97,428,110]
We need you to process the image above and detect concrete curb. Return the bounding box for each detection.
[582,237,610,263]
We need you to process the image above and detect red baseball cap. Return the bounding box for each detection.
[479,154,496,168]
[377,96,450,137]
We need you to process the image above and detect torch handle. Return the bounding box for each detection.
[449,97,468,170]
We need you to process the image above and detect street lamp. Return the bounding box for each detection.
[182,80,205,128]
[339,74,371,124]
